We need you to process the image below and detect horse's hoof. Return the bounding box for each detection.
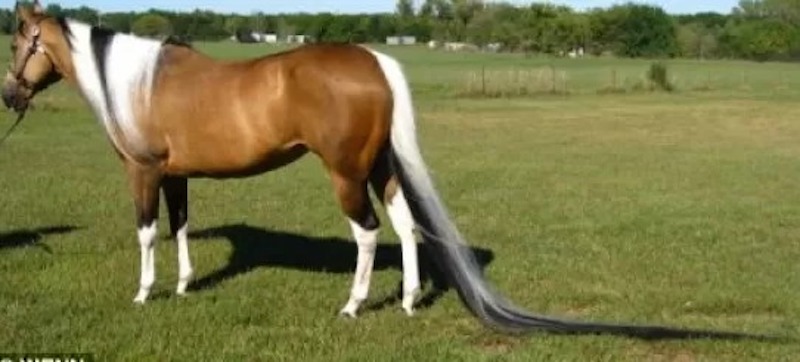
[401,289,419,316]
[133,295,147,304]
[176,281,190,296]
[176,269,194,296]
[339,299,361,318]
[133,287,150,304]
[339,308,358,318]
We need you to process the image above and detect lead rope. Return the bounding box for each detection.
[0,111,26,148]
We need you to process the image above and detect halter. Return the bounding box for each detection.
[1,22,45,148]
[12,22,45,88]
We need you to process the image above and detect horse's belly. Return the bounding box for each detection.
[164,143,308,178]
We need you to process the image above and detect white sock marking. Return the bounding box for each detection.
[340,220,378,318]
[175,223,193,295]
[133,222,157,304]
[386,188,420,316]
[367,48,426,316]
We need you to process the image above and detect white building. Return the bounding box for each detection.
[386,36,417,46]
[286,35,308,44]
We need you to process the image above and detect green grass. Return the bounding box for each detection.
[1,39,799,360]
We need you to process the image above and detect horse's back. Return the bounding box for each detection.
[151,43,393,179]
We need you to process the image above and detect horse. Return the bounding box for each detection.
[2,2,766,339]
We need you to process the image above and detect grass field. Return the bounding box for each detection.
[1,37,799,360]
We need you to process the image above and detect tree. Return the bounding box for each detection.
[0,9,13,35]
[249,11,266,33]
[224,15,247,36]
[453,0,484,27]
[465,5,498,46]
[722,0,800,59]
[434,0,455,20]
[275,17,297,38]
[735,0,771,17]
[590,4,678,57]
[677,19,721,59]
[395,0,416,34]
[396,0,415,18]
[721,17,799,60]
[183,10,228,40]
[70,6,101,25]
[735,0,800,22]
[6,0,799,61]
[676,12,729,28]
[45,4,64,18]
[420,0,435,18]
[103,12,134,33]
[132,13,172,37]
[767,0,800,22]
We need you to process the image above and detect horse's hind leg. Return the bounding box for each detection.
[162,176,193,295]
[370,156,420,316]
[330,172,380,318]
[126,163,162,304]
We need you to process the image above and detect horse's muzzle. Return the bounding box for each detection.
[2,86,15,109]
[2,82,30,113]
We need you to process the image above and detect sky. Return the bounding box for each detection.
[1,1,741,15]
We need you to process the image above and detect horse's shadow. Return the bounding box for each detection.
[0,225,80,252]
[188,223,495,311]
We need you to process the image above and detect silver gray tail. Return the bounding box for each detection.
[369,48,771,340]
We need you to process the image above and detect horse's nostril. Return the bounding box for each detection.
[1,89,14,109]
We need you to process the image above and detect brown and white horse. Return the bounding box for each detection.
[3,2,765,339]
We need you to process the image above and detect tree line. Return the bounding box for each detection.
[1,0,799,61]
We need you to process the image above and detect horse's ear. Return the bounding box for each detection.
[32,0,45,15]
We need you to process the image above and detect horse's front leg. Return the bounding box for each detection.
[126,163,163,304]
[162,176,192,295]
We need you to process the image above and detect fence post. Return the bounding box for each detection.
[612,68,618,91]
[481,66,486,97]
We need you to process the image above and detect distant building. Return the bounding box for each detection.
[559,47,585,58]
[443,42,479,52]
[484,43,503,53]
[234,31,277,44]
[285,35,308,44]
[233,31,308,45]
[386,36,417,46]
[260,33,278,44]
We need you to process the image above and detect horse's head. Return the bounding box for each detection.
[3,1,64,114]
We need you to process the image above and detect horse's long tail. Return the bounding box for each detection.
[369,50,764,340]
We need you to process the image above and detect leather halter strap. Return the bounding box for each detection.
[12,22,45,88]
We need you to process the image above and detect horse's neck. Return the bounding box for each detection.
[64,19,164,161]
[65,20,162,106]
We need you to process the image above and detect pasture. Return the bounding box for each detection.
[1,37,799,360]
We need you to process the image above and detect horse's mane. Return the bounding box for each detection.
[50,15,191,50]
[163,35,192,49]
[54,16,73,46]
